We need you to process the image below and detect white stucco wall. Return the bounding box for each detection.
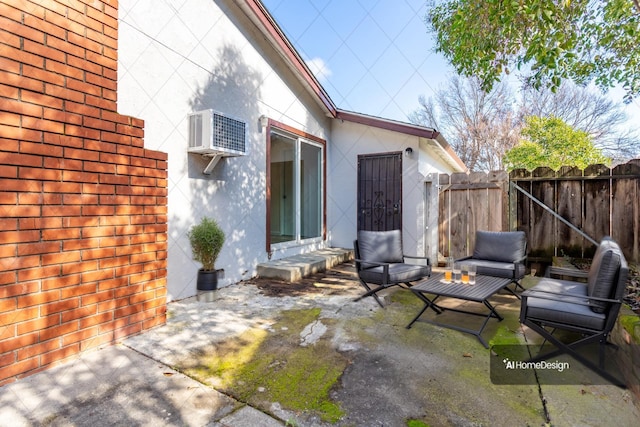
[328,120,458,263]
[118,0,331,300]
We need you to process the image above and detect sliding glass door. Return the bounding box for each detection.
[270,132,296,244]
[300,141,322,239]
[269,128,324,248]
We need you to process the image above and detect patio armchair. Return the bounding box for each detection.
[519,237,628,386]
[456,230,527,297]
[354,229,431,307]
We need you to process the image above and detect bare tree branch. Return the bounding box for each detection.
[410,76,640,170]
[409,76,519,171]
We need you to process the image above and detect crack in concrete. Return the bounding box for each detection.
[521,324,552,424]
[300,320,327,347]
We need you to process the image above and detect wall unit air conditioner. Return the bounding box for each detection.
[187,109,247,174]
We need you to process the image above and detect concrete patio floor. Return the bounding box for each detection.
[1,263,639,426]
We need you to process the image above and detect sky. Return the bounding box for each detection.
[261,0,454,123]
[261,0,640,128]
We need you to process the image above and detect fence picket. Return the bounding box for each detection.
[438,160,640,264]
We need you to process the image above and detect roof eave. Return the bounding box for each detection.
[432,133,468,172]
[238,0,338,117]
[237,1,467,173]
[335,109,440,139]
[336,109,467,173]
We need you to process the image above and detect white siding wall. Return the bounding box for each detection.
[328,121,457,263]
[118,0,330,300]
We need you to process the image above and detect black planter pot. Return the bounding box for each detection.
[196,269,219,291]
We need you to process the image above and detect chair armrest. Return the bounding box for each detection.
[353,258,391,285]
[513,255,527,264]
[522,288,622,307]
[353,258,389,266]
[548,266,589,279]
[456,255,526,264]
[403,255,430,265]
[353,258,391,270]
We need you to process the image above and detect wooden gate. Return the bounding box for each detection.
[357,152,402,231]
[438,171,509,259]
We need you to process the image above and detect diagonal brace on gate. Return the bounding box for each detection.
[510,182,599,247]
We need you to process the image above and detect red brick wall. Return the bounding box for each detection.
[0,0,168,385]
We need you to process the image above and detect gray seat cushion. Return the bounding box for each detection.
[587,238,622,313]
[461,259,526,280]
[524,278,606,331]
[357,230,404,267]
[473,231,526,263]
[359,263,430,285]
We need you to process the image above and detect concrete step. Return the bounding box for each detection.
[256,248,353,282]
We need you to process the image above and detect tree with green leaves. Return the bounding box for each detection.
[519,81,640,162]
[428,0,640,103]
[503,116,610,171]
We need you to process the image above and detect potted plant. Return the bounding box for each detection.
[188,217,225,291]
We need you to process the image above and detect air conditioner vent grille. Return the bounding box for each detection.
[213,113,246,153]
[187,109,247,156]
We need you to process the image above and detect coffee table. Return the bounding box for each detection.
[406,272,512,348]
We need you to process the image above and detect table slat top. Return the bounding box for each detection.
[411,273,511,302]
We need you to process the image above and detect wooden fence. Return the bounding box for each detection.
[438,171,509,259]
[438,159,640,263]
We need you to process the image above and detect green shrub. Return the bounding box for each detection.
[188,217,225,271]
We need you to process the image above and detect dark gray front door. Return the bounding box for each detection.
[357,152,402,231]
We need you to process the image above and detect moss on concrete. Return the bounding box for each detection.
[406,419,430,427]
[389,288,422,307]
[619,314,640,343]
[183,326,268,387]
[489,325,521,347]
[348,290,544,424]
[488,324,529,362]
[180,308,347,423]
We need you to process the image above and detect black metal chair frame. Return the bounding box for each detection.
[520,261,628,387]
[505,242,527,295]
[353,237,430,308]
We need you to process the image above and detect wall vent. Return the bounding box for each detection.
[187,109,247,174]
